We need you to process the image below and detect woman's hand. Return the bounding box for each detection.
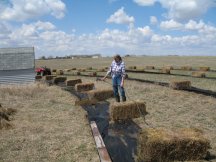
[120,81,124,87]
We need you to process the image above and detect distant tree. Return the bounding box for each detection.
[39,56,46,60]
[47,55,53,59]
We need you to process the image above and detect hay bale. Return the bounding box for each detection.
[103,66,109,70]
[89,72,97,77]
[71,67,76,70]
[87,67,93,70]
[53,77,67,84]
[64,69,71,72]
[66,79,82,86]
[199,67,210,71]
[163,66,174,70]
[137,128,210,162]
[181,66,192,71]
[45,75,56,81]
[145,66,155,70]
[56,69,64,75]
[192,71,206,78]
[87,89,114,101]
[72,71,81,76]
[170,80,191,90]
[161,68,171,74]
[75,83,95,92]
[110,101,147,121]
[128,66,136,70]
[35,75,42,80]
[52,69,57,72]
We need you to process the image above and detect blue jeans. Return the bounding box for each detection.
[112,75,126,98]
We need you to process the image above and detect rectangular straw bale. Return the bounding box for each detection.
[137,128,210,162]
[199,67,210,71]
[161,68,170,74]
[75,83,95,92]
[181,66,192,71]
[98,68,106,72]
[170,80,191,90]
[145,66,155,70]
[66,79,82,86]
[110,101,147,121]
[89,72,97,77]
[87,67,93,70]
[87,89,114,101]
[71,68,76,70]
[64,69,71,72]
[53,76,67,84]
[35,75,42,80]
[78,68,86,72]
[128,66,136,70]
[192,71,206,78]
[56,69,64,75]
[164,66,174,70]
[45,75,56,80]
[52,69,57,72]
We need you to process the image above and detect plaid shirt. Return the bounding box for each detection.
[107,60,126,78]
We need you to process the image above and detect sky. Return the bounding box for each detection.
[0,0,216,58]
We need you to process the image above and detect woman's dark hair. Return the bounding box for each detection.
[113,54,122,61]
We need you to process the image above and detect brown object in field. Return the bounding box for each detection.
[45,75,56,81]
[128,66,136,70]
[181,66,192,71]
[56,69,64,75]
[66,79,82,86]
[199,67,210,71]
[170,80,191,90]
[35,75,42,80]
[0,119,12,129]
[74,98,98,106]
[71,67,76,70]
[163,66,174,70]
[89,72,97,77]
[87,67,93,70]
[87,89,114,101]
[53,77,67,84]
[192,71,206,78]
[72,71,81,76]
[52,69,57,72]
[145,66,155,70]
[161,68,171,74]
[104,66,109,70]
[110,101,147,121]
[75,83,95,92]
[137,128,210,162]
[0,105,17,129]
[64,69,71,72]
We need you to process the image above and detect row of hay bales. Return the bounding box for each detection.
[127,66,211,71]
[0,103,17,129]
[74,81,210,162]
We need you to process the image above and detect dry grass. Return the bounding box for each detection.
[145,66,155,70]
[0,83,99,162]
[137,128,210,162]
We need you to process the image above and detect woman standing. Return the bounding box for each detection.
[102,55,126,102]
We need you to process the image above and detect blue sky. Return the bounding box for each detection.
[0,0,216,58]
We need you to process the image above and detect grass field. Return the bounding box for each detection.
[0,83,99,162]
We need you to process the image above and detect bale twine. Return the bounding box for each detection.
[192,71,206,78]
[53,77,67,84]
[35,75,42,80]
[199,67,210,71]
[110,101,147,121]
[181,66,192,71]
[170,80,191,90]
[75,83,95,92]
[89,72,97,77]
[56,69,64,75]
[137,128,210,162]
[145,66,155,70]
[87,89,113,101]
[161,68,171,74]
[66,79,82,86]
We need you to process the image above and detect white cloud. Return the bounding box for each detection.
[0,0,66,21]
[160,19,183,30]
[106,7,135,25]
[133,0,157,6]
[150,16,158,25]
[134,0,216,21]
